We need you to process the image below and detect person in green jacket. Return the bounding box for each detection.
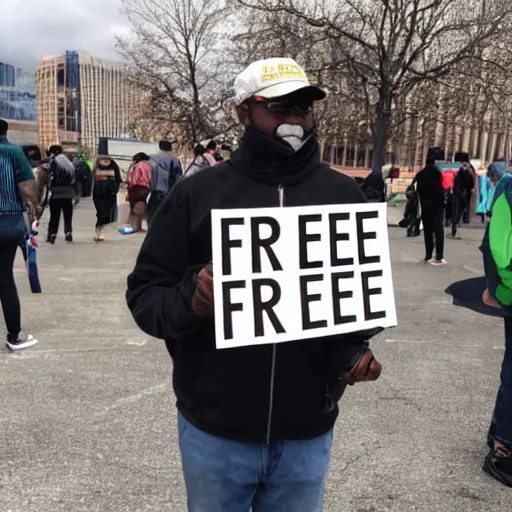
[480,161,512,487]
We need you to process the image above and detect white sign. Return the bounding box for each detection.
[211,203,397,349]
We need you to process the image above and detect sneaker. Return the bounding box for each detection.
[430,259,447,266]
[6,332,39,351]
[46,234,56,245]
[65,232,73,243]
[483,444,512,488]
[424,258,435,264]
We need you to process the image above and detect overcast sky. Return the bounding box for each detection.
[1,0,130,72]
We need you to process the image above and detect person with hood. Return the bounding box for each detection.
[148,140,183,223]
[127,58,383,511]
[480,161,512,487]
[93,157,122,242]
[451,162,475,238]
[415,157,446,265]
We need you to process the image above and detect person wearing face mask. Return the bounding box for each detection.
[126,58,382,512]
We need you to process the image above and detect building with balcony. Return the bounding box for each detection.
[35,51,139,153]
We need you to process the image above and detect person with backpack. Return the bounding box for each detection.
[46,145,76,244]
[480,161,512,487]
[451,162,475,238]
[185,144,210,178]
[127,153,152,232]
[93,157,122,242]
[148,140,183,224]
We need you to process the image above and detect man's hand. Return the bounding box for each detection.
[191,265,214,316]
[343,349,382,385]
[483,288,501,309]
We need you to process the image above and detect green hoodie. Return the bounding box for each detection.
[484,173,512,307]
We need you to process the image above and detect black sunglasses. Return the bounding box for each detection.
[251,95,313,115]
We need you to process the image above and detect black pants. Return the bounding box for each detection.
[422,202,444,260]
[93,194,117,228]
[0,241,21,338]
[48,198,73,235]
[147,192,166,225]
[452,194,470,237]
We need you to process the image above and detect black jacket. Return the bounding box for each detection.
[415,163,444,206]
[126,128,374,443]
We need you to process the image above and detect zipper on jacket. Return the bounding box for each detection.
[266,184,284,444]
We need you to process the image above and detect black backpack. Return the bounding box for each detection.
[50,155,75,187]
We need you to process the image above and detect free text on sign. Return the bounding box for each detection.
[211,203,396,349]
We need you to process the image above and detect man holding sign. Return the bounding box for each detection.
[127,58,393,512]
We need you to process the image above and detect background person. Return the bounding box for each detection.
[451,162,475,239]
[46,145,76,244]
[126,153,152,233]
[148,140,183,223]
[185,144,210,177]
[415,157,446,265]
[93,157,122,242]
[203,139,218,166]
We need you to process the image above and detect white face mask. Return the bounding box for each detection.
[275,124,307,152]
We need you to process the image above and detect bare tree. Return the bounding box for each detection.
[236,0,512,172]
[118,0,229,145]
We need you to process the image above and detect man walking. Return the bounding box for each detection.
[480,162,512,487]
[127,58,383,511]
[0,119,39,350]
[415,157,446,265]
[148,140,183,223]
[45,145,76,244]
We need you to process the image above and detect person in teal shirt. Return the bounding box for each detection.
[0,119,39,350]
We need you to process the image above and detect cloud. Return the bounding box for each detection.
[0,0,130,72]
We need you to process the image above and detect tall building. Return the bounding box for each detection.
[36,51,139,152]
[0,62,37,122]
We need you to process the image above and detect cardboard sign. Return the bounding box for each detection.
[211,203,396,349]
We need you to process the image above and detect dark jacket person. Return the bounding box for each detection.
[415,157,446,265]
[126,57,383,512]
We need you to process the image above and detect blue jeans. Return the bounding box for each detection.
[490,317,512,448]
[178,413,333,512]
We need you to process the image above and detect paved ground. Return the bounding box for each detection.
[1,200,509,511]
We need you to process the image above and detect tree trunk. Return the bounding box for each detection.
[372,102,391,173]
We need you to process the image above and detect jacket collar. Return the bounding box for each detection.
[229,126,328,186]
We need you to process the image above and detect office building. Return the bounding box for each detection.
[0,61,37,122]
[36,51,139,152]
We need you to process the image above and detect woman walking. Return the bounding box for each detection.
[126,153,152,232]
[93,157,122,242]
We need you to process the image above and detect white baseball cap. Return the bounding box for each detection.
[233,58,326,106]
